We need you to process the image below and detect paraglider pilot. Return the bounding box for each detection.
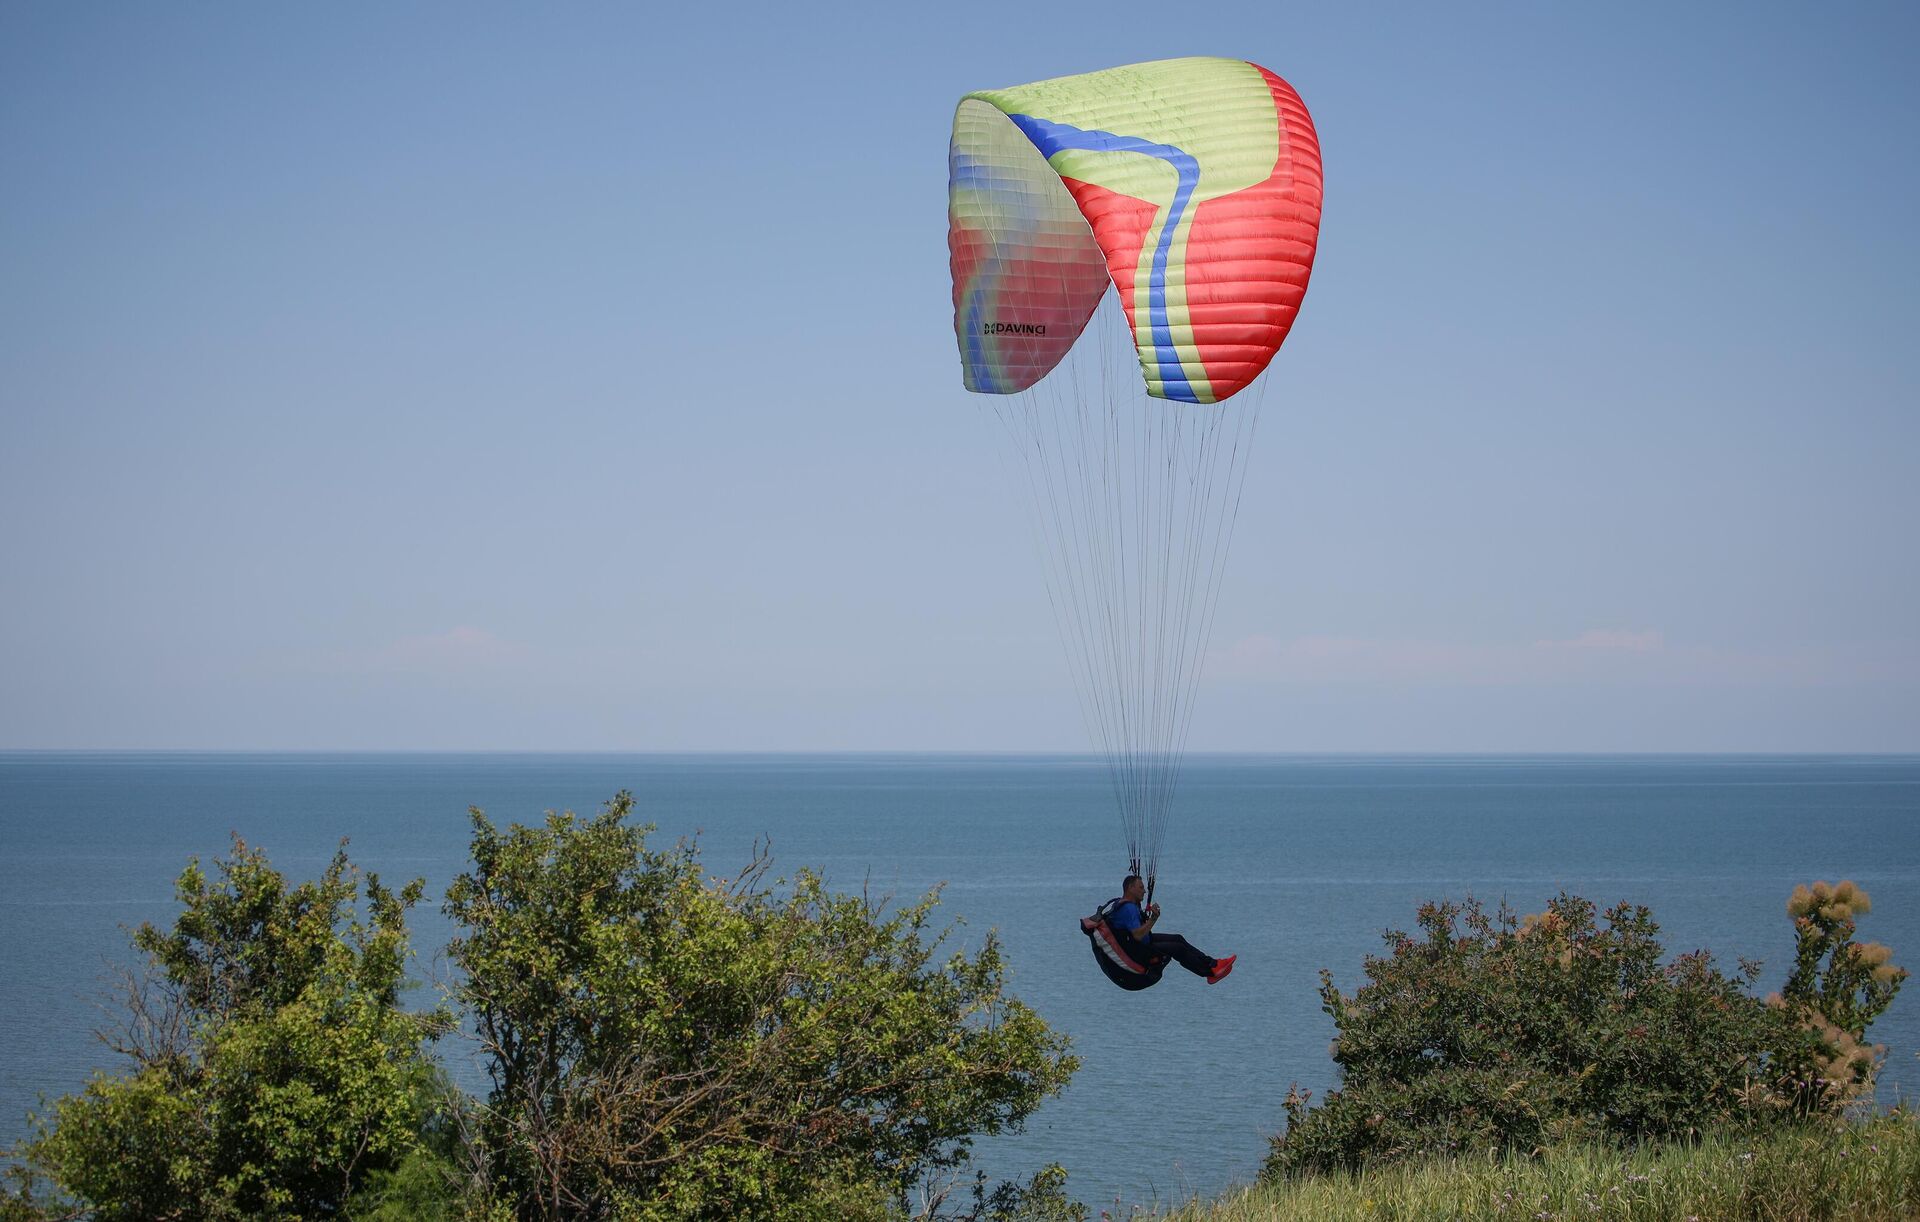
[1106,874,1236,985]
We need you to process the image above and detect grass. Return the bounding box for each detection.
[1143,1110,1920,1222]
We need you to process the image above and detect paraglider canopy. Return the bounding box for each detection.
[950,56,1322,405]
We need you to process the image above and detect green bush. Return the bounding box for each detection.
[4,839,449,1219]
[1266,884,1904,1179]
[1765,879,1908,1118]
[4,795,1081,1221]
[444,791,1077,1220]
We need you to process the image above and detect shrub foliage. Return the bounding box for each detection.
[4,840,449,1219]
[1266,883,1906,1178]
[0,793,1076,1221]
[1767,879,1908,1116]
[444,792,1077,1219]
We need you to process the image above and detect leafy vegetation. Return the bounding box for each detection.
[444,793,1076,1219]
[1767,879,1907,1117]
[1169,1109,1920,1221]
[3,840,450,1219]
[1266,882,1906,1179]
[2,794,1076,1221]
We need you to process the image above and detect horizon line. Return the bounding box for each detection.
[3,748,1918,759]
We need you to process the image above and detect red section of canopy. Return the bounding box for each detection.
[1181,65,1323,400]
[1059,176,1158,341]
[1050,63,1323,402]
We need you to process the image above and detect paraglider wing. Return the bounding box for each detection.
[950,56,1323,404]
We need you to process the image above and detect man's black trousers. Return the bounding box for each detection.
[1140,932,1215,978]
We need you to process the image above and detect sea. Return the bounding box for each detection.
[2,752,1916,1210]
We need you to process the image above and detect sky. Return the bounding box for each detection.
[2,2,1916,752]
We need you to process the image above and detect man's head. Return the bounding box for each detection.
[1122,874,1145,902]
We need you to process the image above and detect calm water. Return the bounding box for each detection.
[2,753,1917,1208]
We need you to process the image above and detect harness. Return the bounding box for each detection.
[1080,896,1167,991]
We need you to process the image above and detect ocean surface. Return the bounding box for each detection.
[2,752,1917,1209]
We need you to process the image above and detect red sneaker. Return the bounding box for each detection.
[1207,955,1237,985]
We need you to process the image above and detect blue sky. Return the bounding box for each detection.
[2,2,1915,751]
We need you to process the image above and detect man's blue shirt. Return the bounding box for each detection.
[1108,900,1147,942]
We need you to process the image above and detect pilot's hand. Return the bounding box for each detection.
[1147,903,1161,918]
